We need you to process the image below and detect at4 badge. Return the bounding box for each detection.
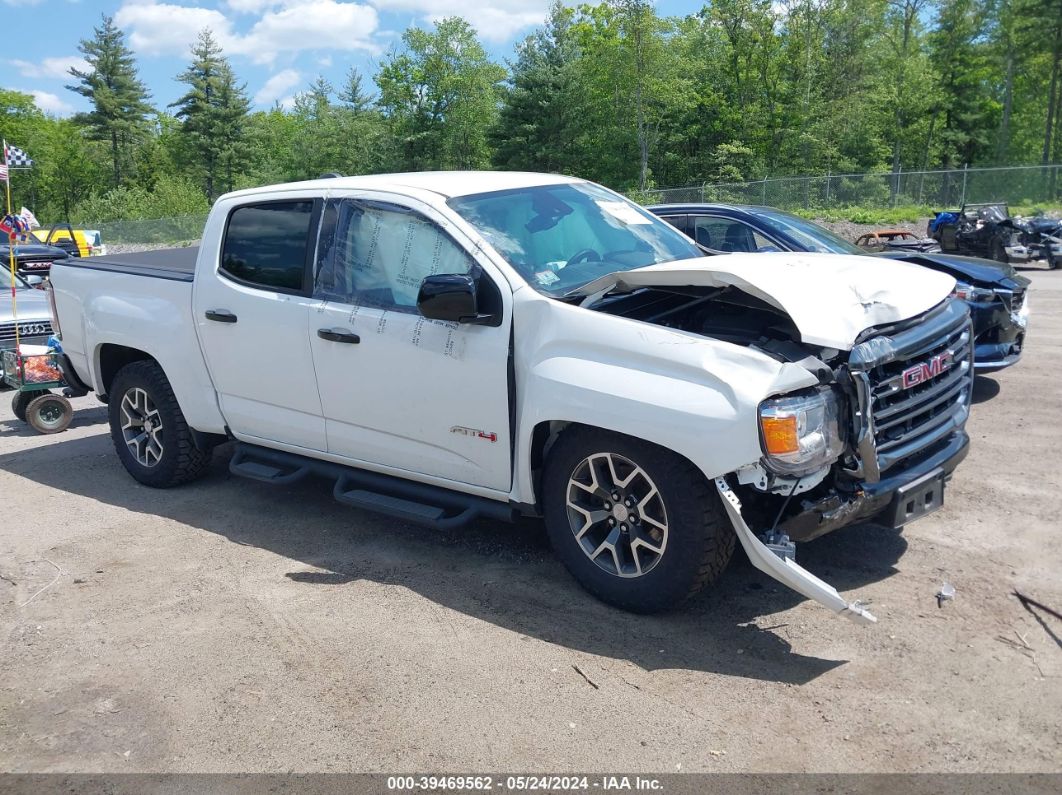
[450,426,498,443]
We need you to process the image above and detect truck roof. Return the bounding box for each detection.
[222,171,582,202]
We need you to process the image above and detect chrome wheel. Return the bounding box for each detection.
[565,452,668,578]
[120,387,164,467]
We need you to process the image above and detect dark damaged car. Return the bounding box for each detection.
[649,203,1030,373]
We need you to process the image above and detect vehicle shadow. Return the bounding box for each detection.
[0,404,108,437]
[0,436,910,686]
[972,375,1001,404]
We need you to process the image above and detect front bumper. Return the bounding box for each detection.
[1004,245,1031,262]
[780,430,970,542]
[970,296,1028,372]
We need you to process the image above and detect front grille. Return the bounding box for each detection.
[849,300,973,478]
[19,259,54,271]
[0,320,53,342]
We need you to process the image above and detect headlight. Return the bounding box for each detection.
[951,281,996,303]
[759,388,844,475]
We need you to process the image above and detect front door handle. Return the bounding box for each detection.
[205,309,238,323]
[317,327,361,344]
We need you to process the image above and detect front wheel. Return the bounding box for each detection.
[542,427,735,613]
[108,360,211,488]
[11,390,37,422]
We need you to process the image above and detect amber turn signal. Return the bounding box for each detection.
[761,415,799,455]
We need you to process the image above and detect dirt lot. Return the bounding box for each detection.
[1,268,1061,775]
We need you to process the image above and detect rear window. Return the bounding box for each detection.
[221,201,314,291]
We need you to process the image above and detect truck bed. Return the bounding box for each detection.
[66,247,200,282]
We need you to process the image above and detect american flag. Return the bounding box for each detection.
[4,144,32,168]
[0,164,7,182]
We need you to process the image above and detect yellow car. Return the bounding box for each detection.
[31,226,106,258]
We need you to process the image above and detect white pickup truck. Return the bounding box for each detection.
[50,172,974,623]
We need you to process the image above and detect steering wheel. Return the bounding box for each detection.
[565,248,601,269]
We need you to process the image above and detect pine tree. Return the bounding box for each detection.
[338,67,372,113]
[492,2,577,172]
[170,29,251,200]
[66,14,153,187]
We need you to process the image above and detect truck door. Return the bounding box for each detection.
[307,195,513,493]
[193,198,327,451]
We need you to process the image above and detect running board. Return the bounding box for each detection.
[714,477,877,625]
[228,443,516,531]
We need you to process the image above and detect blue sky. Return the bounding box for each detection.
[9,0,697,116]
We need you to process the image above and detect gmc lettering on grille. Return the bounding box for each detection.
[901,352,953,389]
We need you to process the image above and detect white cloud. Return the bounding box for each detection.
[115,2,234,57]
[371,0,548,43]
[30,90,75,116]
[236,1,381,63]
[9,56,90,80]
[226,0,283,12]
[116,1,381,64]
[253,68,301,106]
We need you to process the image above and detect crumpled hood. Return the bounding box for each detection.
[873,250,1023,287]
[574,252,956,349]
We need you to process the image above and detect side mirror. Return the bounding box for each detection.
[417,274,496,325]
[25,275,44,288]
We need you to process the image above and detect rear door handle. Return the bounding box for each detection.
[317,327,360,344]
[205,309,238,323]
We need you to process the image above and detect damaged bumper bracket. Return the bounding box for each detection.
[714,477,877,625]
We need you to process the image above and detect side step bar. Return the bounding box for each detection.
[229,443,517,530]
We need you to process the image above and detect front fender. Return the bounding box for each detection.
[510,292,818,504]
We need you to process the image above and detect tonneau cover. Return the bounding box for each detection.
[61,247,200,282]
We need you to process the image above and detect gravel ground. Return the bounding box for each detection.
[1,268,1061,774]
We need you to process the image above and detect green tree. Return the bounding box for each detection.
[66,14,153,187]
[376,17,506,170]
[930,0,996,167]
[492,2,578,172]
[170,29,251,200]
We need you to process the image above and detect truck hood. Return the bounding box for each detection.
[1,287,51,323]
[572,252,956,349]
[873,250,1025,288]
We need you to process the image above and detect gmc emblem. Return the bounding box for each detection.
[902,352,952,389]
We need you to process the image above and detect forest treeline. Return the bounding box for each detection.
[1,0,1060,224]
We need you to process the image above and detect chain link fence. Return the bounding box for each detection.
[644,164,1062,210]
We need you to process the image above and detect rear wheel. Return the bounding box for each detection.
[542,427,735,613]
[108,360,211,487]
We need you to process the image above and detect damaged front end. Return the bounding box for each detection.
[591,283,973,622]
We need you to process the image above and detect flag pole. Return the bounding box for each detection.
[4,139,20,354]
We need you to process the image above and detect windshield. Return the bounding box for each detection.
[748,208,861,254]
[0,268,28,291]
[448,182,701,296]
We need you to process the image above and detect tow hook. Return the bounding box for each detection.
[714,477,877,625]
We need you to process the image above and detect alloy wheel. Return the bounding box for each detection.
[565,452,669,578]
[120,387,164,467]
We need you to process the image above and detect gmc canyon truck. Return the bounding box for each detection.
[49,172,975,624]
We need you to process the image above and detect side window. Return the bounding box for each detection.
[221,201,314,291]
[691,216,773,253]
[660,214,688,235]
[314,199,475,310]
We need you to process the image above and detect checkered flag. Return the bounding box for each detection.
[4,143,33,168]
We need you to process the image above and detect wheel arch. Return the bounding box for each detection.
[525,420,718,513]
[95,343,156,400]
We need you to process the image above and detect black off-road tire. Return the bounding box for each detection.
[11,390,38,422]
[26,393,72,434]
[542,427,735,613]
[991,237,1008,264]
[108,360,211,488]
